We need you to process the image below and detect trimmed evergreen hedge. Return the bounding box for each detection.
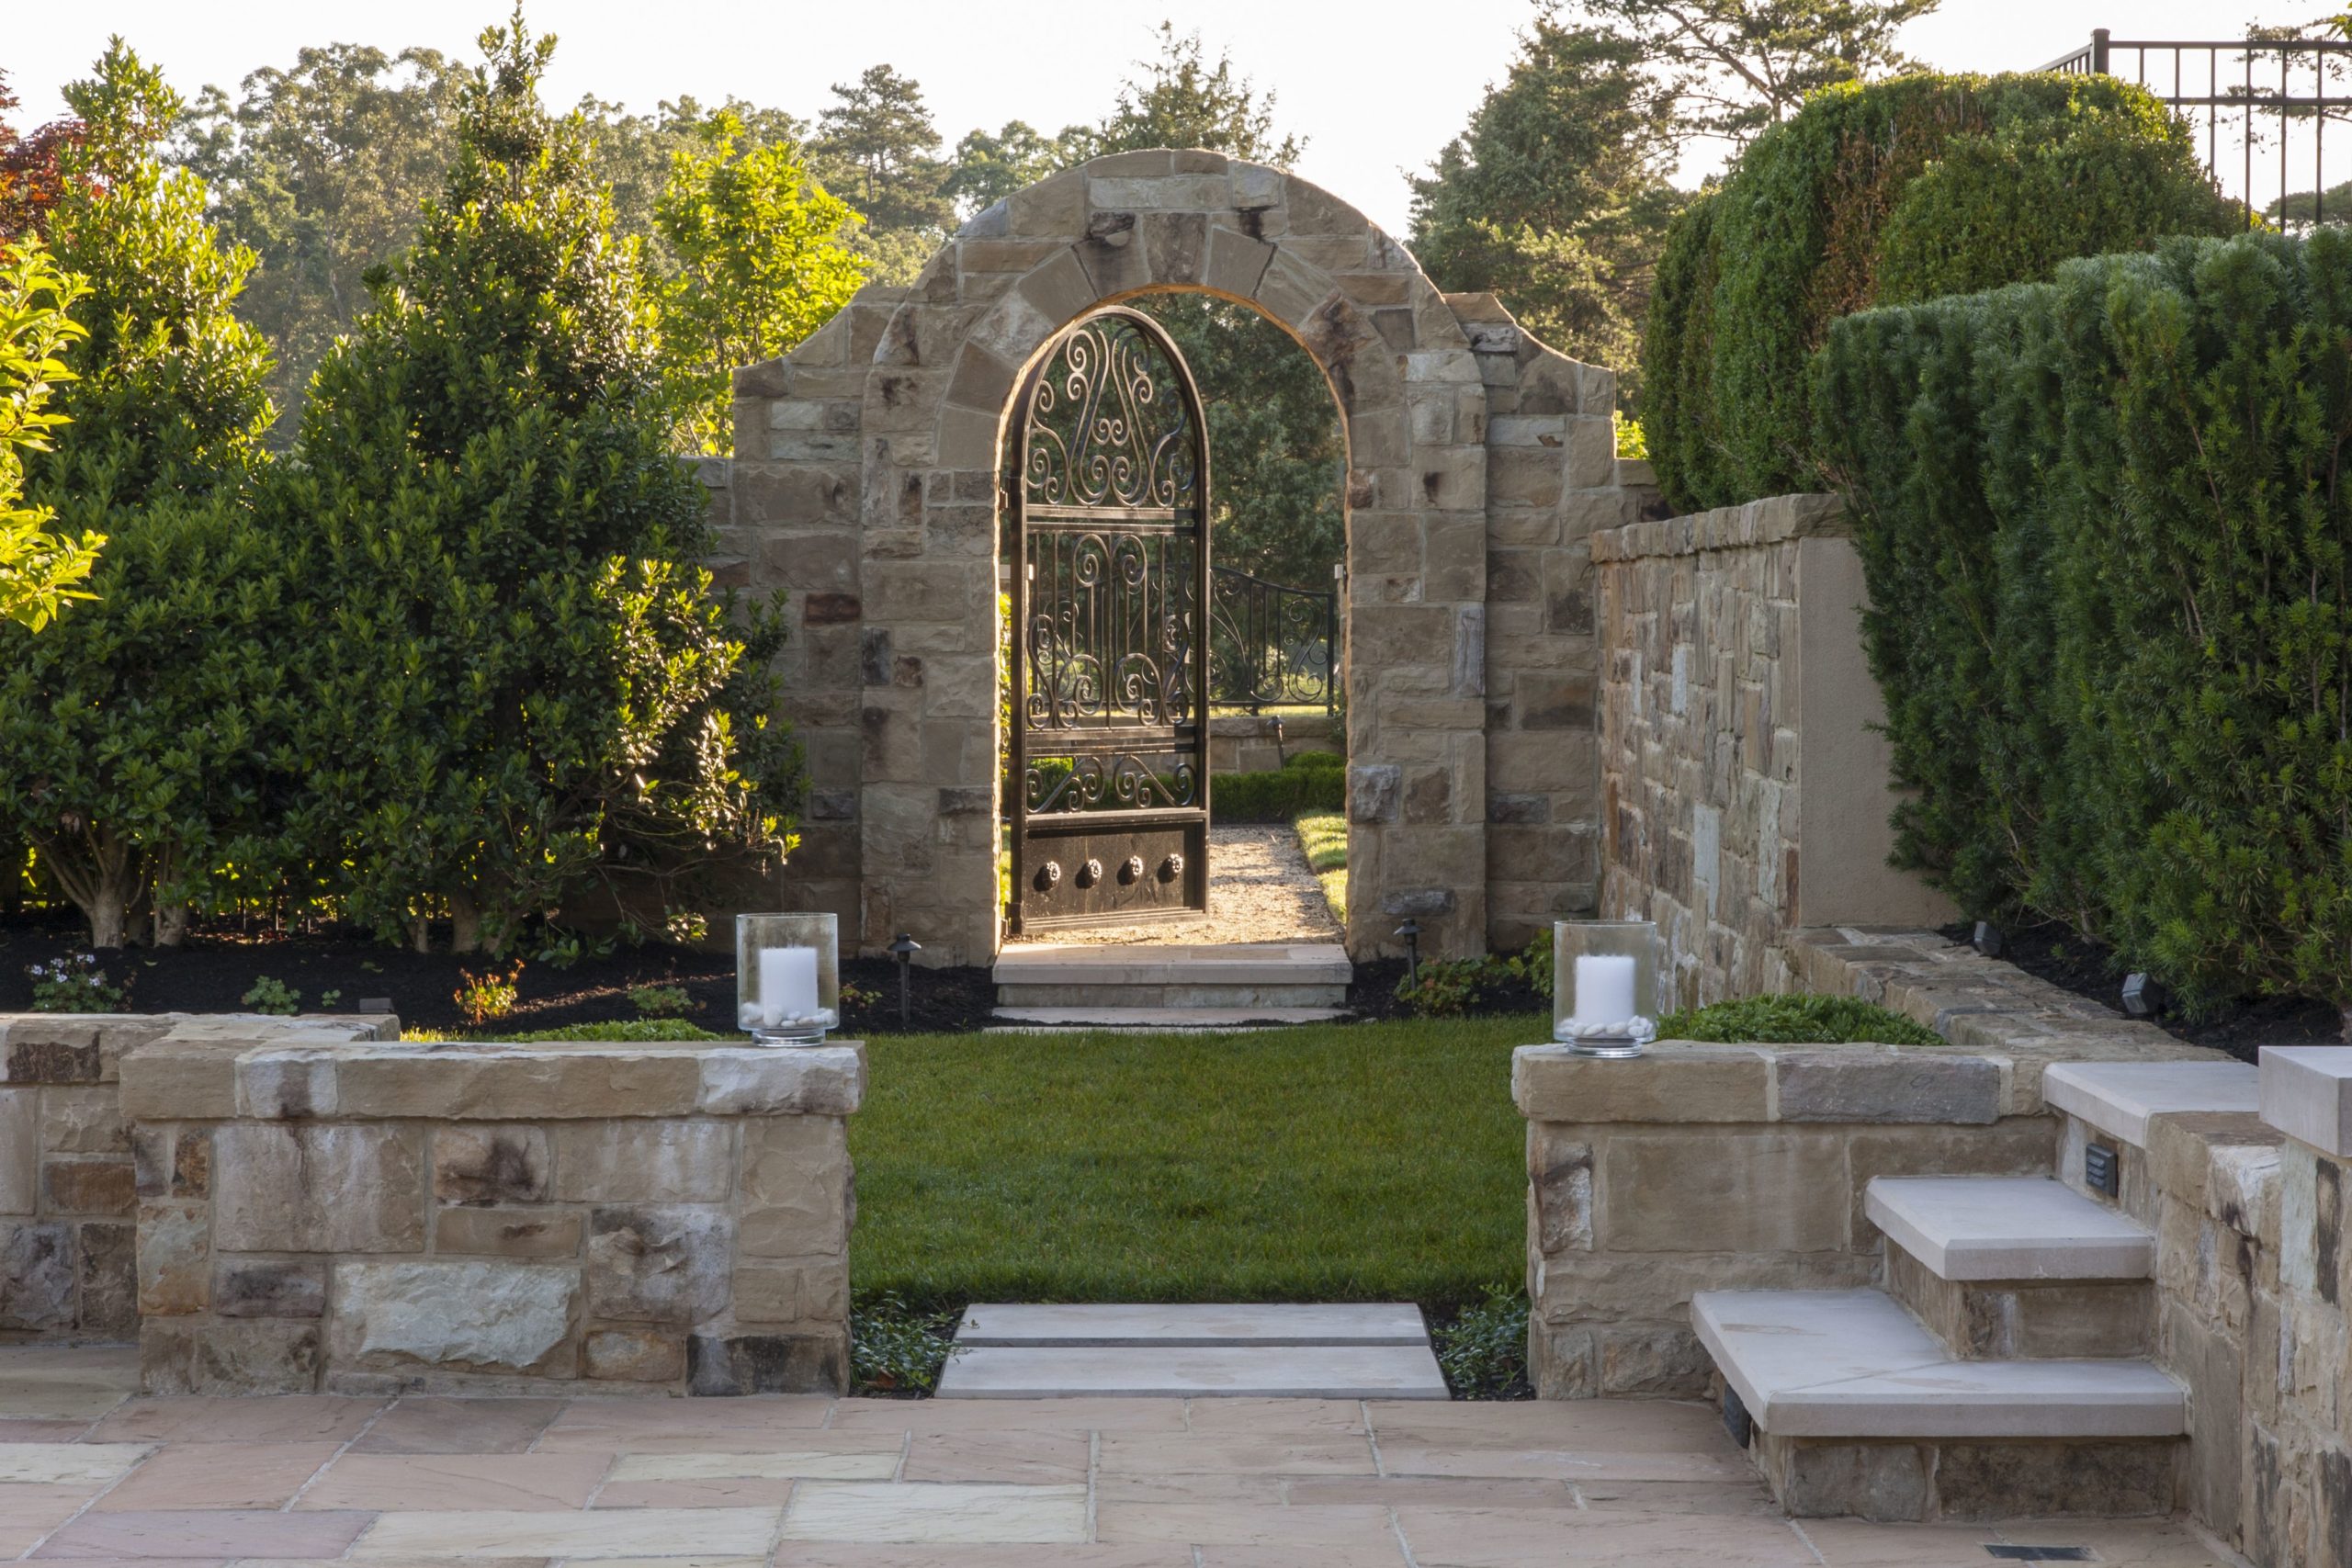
[1815,231,2352,1018]
[1645,73,2240,513]
[1215,750,1345,823]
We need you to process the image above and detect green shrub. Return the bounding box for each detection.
[1213,750,1345,823]
[1431,1286,1530,1400]
[1815,231,2352,1021]
[240,976,301,1016]
[1657,994,1941,1045]
[1644,73,2240,512]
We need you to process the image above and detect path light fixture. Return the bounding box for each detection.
[736,912,839,1046]
[1554,919,1660,1059]
[1972,921,2003,958]
[2120,972,2161,1018]
[889,932,922,1029]
[1395,920,1421,987]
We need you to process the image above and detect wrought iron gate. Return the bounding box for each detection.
[1005,307,1211,935]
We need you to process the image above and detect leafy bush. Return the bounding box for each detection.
[1432,1287,1530,1400]
[850,1292,962,1396]
[1396,937,1551,1017]
[1215,750,1345,823]
[453,962,524,1027]
[1657,994,1941,1044]
[28,952,125,1013]
[1815,231,2352,1022]
[1644,72,2239,512]
[628,984,695,1018]
[240,976,301,1016]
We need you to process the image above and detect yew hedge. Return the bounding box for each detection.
[1815,231,2352,1021]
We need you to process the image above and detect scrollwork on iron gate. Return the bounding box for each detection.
[1006,309,1212,934]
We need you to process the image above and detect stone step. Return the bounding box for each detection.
[1864,1177,2153,1281]
[933,1344,1448,1399]
[1883,1246,2154,1361]
[994,984,1351,1009]
[2041,1059,2259,1149]
[992,942,1352,988]
[934,1302,1447,1399]
[954,1303,1427,1346]
[1692,1288,2185,1440]
[987,1006,1352,1031]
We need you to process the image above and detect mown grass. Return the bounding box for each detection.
[850,1016,1537,1309]
[1293,810,1347,927]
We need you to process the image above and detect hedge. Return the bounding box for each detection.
[1815,231,2352,1020]
[1215,750,1344,823]
[1645,73,2241,513]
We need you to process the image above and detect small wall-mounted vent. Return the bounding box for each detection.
[2085,1142,2120,1199]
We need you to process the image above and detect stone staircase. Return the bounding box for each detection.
[1693,1168,2188,1521]
[990,942,1351,1028]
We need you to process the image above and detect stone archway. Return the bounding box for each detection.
[717,150,1649,966]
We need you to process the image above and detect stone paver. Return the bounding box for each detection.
[0,1346,2249,1563]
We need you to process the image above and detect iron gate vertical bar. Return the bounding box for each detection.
[1324,584,1339,716]
[1007,374,1033,938]
[2091,28,2110,75]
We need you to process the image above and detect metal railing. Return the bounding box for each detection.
[2041,28,2352,229]
[1207,564,1340,715]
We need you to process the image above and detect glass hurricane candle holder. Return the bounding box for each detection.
[1554,919,1659,1058]
[737,913,840,1046]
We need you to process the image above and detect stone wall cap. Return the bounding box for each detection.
[1590,491,1848,564]
[2256,1044,2352,1157]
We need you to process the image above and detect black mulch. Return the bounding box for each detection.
[0,912,998,1037]
[1943,921,2344,1064]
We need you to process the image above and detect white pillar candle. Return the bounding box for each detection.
[1571,953,1638,1030]
[760,945,820,1027]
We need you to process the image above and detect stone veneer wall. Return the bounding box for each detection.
[1513,928,2213,1400]
[3,1014,396,1342]
[2053,1088,2350,1566]
[1593,494,1952,1008]
[704,149,1656,965]
[114,1032,862,1397]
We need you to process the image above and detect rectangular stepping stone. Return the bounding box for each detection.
[988,1006,1352,1030]
[2041,1060,2258,1147]
[992,942,1351,987]
[935,1344,1448,1399]
[1865,1177,2154,1280]
[1691,1289,2185,1440]
[956,1302,1427,1346]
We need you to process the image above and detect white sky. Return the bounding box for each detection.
[5,1,2300,234]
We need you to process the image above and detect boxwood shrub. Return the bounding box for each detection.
[1815,231,2352,1021]
[1644,72,2240,513]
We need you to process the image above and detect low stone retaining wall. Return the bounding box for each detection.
[1208,713,1339,774]
[1,1014,863,1400]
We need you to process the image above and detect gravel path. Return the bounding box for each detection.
[1040,824,1341,946]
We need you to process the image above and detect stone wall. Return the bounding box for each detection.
[3,1014,397,1342]
[712,150,1655,965]
[115,1032,861,1397]
[1206,714,1339,775]
[2051,1070,2352,1567]
[1514,927,2215,1401]
[1594,494,1952,1007]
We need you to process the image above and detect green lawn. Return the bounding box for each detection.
[850,1016,1538,1309]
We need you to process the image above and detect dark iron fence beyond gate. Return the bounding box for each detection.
[2041,28,2352,229]
[1208,564,1340,714]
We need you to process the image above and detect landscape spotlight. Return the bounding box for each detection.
[2121,972,2160,1018]
[1972,921,2002,958]
[888,932,922,1029]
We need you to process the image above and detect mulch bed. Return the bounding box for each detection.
[0,911,997,1037]
[1943,921,2343,1064]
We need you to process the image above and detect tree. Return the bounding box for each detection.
[283,7,797,954]
[174,44,464,444]
[1577,0,1939,145]
[814,63,950,280]
[0,70,82,239]
[652,109,865,454]
[0,40,285,948]
[1411,17,1683,390]
[944,120,1094,220]
[576,93,810,270]
[1101,24,1301,164]
[0,240,95,629]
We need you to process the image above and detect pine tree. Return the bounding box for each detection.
[282,7,797,954]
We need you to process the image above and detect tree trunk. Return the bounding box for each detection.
[153,904,190,948]
[87,885,130,950]
[449,891,482,955]
[410,914,432,953]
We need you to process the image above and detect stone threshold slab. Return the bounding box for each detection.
[992,942,1351,987]
[1865,1177,2154,1281]
[955,1303,1427,1346]
[934,1343,1447,1399]
[2041,1060,2259,1149]
[1693,1289,2185,1440]
[988,1007,1351,1030]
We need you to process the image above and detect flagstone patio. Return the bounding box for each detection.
[0,1345,2246,1565]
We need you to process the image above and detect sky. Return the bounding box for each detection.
[4,1,2306,235]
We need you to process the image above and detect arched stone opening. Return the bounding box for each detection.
[719,149,1649,966]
